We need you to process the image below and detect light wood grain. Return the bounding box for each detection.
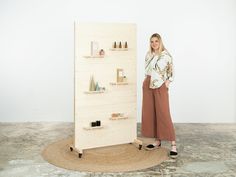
[74,22,137,151]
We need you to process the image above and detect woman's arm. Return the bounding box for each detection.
[165,54,174,87]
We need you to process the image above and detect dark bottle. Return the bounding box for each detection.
[124,41,128,48]
[119,41,122,48]
[113,42,117,48]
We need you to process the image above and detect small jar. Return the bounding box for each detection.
[99,49,105,57]
[123,76,127,82]
[91,122,97,127]
[96,120,101,126]
[120,113,124,117]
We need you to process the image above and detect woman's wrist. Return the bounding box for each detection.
[165,80,171,84]
[165,80,171,87]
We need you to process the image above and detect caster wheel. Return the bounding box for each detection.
[78,153,82,158]
[70,147,73,151]
[139,144,142,150]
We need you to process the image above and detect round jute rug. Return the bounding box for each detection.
[41,137,169,172]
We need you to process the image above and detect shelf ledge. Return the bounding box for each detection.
[109,116,128,120]
[109,48,129,51]
[110,82,128,85]
[83,126,104,130]
[84,90,107,94]
[83,55,105,58]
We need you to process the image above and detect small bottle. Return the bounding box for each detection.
[119,41,122,48]
[124,41,128,48]
[123,76,127,82]
[95,82,99,91]
[113,42,117,48]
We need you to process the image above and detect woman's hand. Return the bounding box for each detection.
[165,80,170,88]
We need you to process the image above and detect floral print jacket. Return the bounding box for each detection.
[145,50,174,89]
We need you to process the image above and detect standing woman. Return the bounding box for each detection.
[142,33,178,158]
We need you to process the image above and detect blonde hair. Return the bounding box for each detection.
[149,33,166,55]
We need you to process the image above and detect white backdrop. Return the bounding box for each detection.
[0,0,235,122]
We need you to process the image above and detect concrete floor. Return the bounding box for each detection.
[0,123,236,177]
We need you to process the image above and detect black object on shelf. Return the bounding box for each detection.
[91,121,101,127]
[91,122,97,127]
[96,120,101,126]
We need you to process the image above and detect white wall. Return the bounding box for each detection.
[0,0,235,122]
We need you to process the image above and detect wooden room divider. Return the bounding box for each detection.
[71,22,142,158]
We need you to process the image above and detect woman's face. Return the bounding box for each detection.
[150,37,160,51]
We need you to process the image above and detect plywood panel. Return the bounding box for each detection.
[74,22,137,151]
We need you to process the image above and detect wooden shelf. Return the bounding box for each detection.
[109,116,128,120]
[110,48,129,51]
[110,82,128,85]
[83,55,105,58]
[83,126,104,130]
[84,90,106,94]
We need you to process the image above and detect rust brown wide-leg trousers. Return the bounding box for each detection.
[141,75,176,141]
